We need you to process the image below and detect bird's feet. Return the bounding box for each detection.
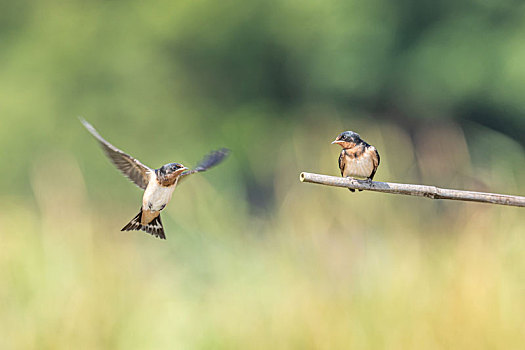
[358,178,373,191]
[344,176,356,192]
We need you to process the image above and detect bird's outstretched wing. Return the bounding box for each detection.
[180,148,230,178]
[80,118,153,190]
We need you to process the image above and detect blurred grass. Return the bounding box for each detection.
[1,120,524,349]
[1,0,525,348]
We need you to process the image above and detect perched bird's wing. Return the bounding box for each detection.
[180,148,230,179]
[339,150,355,192]
[368,147,380,181]
[338,151,345,177]
[80,118,153,189]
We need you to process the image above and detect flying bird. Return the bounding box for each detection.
[332,131,380,192]
[81,119,229,239]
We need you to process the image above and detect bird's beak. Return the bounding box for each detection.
[332,140,343,144]
[175,167,189,174]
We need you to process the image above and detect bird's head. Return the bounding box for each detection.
[160,163,188,176]
[331,131,361,148]
[156,163,188,186]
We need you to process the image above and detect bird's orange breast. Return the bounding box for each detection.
[341,146,376,178]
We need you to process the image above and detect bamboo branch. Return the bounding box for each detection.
[299,172,525,208]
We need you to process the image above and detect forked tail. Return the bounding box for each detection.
[121,209,166,239]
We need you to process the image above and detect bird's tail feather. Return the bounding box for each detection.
[121,209,166,240]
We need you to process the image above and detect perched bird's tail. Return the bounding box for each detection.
[121,209,166,239]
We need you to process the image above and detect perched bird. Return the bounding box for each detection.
[332,131,380,192]
[81,119,229,239]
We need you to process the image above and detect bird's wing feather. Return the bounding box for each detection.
[180,148,230,179]
[368,147,380,181]
[81,118,152,189]
[338,151,345,177]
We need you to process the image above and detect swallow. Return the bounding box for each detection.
[81,119,229,239]
[332,131,380,192]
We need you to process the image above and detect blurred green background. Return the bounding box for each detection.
[1,0,524,349]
